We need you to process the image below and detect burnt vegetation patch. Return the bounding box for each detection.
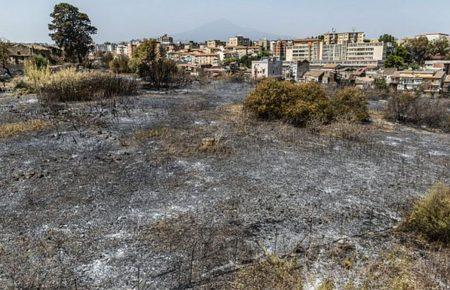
[384,92,450,132]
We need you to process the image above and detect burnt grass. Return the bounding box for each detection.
[0,83,449,289]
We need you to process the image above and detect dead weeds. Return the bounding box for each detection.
[0,119,52,139]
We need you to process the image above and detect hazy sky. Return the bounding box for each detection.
[1,0,449,43]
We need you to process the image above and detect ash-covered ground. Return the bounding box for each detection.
[0,82,449,289]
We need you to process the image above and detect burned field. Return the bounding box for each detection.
[0,83,449,289]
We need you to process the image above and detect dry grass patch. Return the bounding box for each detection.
[359,246,446,290]
[0,119,51,139]
[404,183,450,244]
[233,252,302,290]
[133,127,170,142]
[133,125,233,158]
[319,121,372,142]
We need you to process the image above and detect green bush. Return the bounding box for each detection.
[243,79,298,120]
[130,39,181,88]
[331,87,369,122]
[405,183,450,243]
[244,79,369,127]
[39,68,138,103]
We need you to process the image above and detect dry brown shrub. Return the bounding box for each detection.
[384,93,450,132]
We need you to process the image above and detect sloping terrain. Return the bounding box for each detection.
[0,83,449,289]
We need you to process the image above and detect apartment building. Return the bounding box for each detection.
[424,60,450,74]
[251,58,282,80]
[227,46,261,59]
[159,34,174,46]
[321,44,347,62]
[227,36,251,47]
[207,40,225,48]
[346,42,386,62]
[323,32,365,45]
[257,39,270,51]
[194,53,220,66]
[272,40,289,60]
[115,43,128,56]
[285,39,322,62]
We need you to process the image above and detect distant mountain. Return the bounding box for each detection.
[173,19,291,42]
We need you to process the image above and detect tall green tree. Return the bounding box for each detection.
[429,38,450,58]
[405,36,430,65]
[378,34,396,44]
[130,40,178,88]
[48,3,97,63]
[0,41,12,76]
[385,55,406,69]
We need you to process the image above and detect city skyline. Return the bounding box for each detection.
[1,0,450,43]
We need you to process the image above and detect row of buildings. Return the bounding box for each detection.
[252,58,450,94]
[96,31,388,68]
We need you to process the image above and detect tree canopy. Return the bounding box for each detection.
[130,39,178,88]
[0,41,12,76]
[49,3,97,63]
[404,36,430,66]
[378,34,396,44]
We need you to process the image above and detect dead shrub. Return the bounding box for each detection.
[0,119,51,139]
[404,183,450,243]
[384,93,450,132]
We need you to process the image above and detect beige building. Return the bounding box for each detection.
[285,39,323,62]
[392,70,446,93]
[207,40,225,48]
[227,36,251,47]
[346,42,386,62]
[323,32,365,45]
[194,53,220,66]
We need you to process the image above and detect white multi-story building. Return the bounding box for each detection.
[251,58,282,80]
[115,44,128,56]
[321,44,347,62]
[346,42,386,62]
